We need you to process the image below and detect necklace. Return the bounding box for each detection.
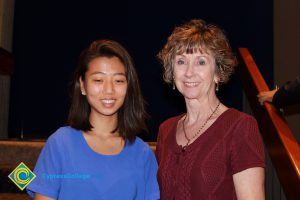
[182,102,221,151]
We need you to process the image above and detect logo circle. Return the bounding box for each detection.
[13,167,30,185]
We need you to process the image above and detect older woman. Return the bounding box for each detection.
[156,19,265,200]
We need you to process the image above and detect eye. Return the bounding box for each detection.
[116,80,125,83]
[198,59,206,65]
[115,78,127,84]
[93,79,103,83]
[176,59,185,65]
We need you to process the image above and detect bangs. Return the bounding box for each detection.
[174,38,209,55]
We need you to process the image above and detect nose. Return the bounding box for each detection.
[103,80,114,94]
[184,64,194,78]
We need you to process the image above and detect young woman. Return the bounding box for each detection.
[27,39,160,200]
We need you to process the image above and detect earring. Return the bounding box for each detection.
[215,82,219,92]
[81,91,86,95]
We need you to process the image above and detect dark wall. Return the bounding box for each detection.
[9,0,273,140]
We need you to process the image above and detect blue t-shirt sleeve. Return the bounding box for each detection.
[27,130,63,199]
[144,146,160,200]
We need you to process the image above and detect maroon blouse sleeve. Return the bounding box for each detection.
[155,125,162,164]
[230,115,265,175]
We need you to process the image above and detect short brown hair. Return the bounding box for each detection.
[158,19,237,85]
[67,39,147,142]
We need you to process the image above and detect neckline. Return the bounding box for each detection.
[173,108,233,153]
[79,131,127,157]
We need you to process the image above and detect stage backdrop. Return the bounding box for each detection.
[9,0,273,141]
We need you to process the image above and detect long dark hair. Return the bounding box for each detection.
[67,39,147,142]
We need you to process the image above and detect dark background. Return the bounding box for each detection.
[9,0,273,141]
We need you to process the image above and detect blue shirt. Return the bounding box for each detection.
[27,127,160,200]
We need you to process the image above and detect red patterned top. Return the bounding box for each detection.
[156,108,265,200]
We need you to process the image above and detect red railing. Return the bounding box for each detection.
[237,48,300,199]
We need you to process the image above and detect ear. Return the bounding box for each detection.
[213,73,220,84]
[214,64,221,84]
[79,76,86,95]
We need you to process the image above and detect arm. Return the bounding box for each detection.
[233,167,265,200]
[272,76,300,108]
[26,131,63,199]
[257,89,277,105]
[34,193,56,200]
[230,116,265,199]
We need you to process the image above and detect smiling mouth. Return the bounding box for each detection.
[100,99,116,108]
[101,99,115,103]
[183,82,199,87]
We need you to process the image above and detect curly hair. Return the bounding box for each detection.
[158,19,237,85]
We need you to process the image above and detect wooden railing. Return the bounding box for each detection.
[0,47,14,75]
[237,48,300,199]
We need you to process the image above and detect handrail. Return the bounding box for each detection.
[0,47,14,75]
[237,48,300,199]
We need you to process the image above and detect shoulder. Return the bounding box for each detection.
[127,137,156,162]
[224,108,257,126]
[156,115,182,145]
[129,137,152,152]
[159,114,183,132]
[218,108,259,139]
[224,109,260,139]
[46,126,81,146]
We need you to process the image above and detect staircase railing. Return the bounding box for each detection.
[237,48,300,199]
[0,47,14,75]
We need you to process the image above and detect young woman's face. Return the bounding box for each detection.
[80,56,127,118]
[173,50,218,101]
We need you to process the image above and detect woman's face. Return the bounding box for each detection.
[173,50,218,101]
[80,56,127,118]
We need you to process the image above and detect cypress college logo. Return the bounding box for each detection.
[8,162,36,190]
